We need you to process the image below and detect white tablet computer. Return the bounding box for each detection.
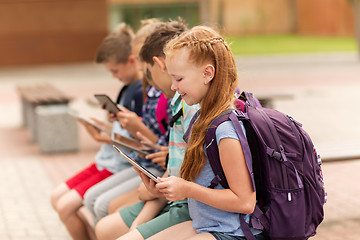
[113,145,160,183]
[113,132,158,151]
[68,110,104,132]
[111,132,151,156]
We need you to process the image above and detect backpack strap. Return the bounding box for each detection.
[183,110,200,143]
[241,91,262,108]
[205,110,256,191]
[239,205,271,240]
[169,107,183,128]
[229,111,256,191]
[205,110,233,189]
[183,108,256,191]
[239,215,257,240]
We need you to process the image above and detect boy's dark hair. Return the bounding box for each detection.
[139,19,188,65]
[95,23,135,64]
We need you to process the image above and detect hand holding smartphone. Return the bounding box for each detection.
[94,94,121,114]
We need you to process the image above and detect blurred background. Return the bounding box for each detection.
[1,0,360,239]
[0,0,359,66]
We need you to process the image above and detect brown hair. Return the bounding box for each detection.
[132,18,163,101]
[164,26,238,182]
[139,18,188,66]
[95,23,135,64]
[132,18,161,48]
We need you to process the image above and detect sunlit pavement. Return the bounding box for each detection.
[0,52,359,239]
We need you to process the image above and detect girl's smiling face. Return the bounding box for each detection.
[166,48,214,106]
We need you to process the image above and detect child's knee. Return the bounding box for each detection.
[82,193,94,215]
[95,216,112,240]
[50,190,59,210]
[54,194,82,221]
[93,198,109,221]
[95,213,128,240]
[50,183,70,209]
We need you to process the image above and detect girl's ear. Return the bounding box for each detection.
[203,64,215,85]
[128,55,136,64]
[152,56,167,72]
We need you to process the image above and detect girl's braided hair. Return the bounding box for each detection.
[164,26,238,181]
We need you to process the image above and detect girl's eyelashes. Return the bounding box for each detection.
[171,76,182,82]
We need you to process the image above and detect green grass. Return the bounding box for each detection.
[224,34,358,56]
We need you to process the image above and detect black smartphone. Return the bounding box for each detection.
[94,94,121,114]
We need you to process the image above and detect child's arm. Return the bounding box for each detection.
[156,138,256,214]
[116,105,159,143]
[91,117,113,134]
[129,197,168,231]
[78,119,111,143]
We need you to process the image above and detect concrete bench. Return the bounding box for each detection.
[17,84,71,130]
[36,105,78,153]
[17,84,78,153]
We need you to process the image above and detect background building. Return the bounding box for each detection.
[0,0,108,66]
[0,0,356,66]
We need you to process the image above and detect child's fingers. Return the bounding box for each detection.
[136,132,161,150]
[90,117,103,125]
[135,168,158,188]
[151,157,163,164]
[116,111,127,119]
[145,151,163,160]
[133,167,142,175]
[118,105,130,113]
[158,177,166,182]
[77,118,86,125]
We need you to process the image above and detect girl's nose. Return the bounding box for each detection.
[171,80,178,91]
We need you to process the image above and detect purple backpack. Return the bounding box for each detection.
[185,92,326,240]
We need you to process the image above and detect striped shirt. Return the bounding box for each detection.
[167,92,200,177]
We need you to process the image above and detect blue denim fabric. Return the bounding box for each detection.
[210,232,266,240]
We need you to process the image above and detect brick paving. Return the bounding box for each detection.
[0,53,359,239]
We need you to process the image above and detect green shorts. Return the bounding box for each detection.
[119,201,191,239]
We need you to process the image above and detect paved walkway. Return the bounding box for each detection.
[0,52,359,239]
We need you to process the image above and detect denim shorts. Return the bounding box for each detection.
[210,232,266,240]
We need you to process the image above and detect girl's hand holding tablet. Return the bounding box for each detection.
[133,168,163,198]
[156,176,190,202]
